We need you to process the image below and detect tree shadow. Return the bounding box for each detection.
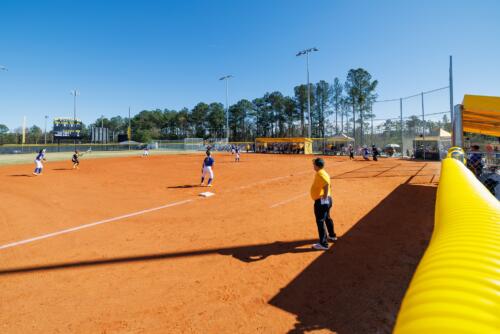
[0,239,317,276]
[269,184,436,334]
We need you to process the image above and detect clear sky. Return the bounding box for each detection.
[1,0,499,130]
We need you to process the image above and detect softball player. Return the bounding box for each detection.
[200,150,214,187]
[142,147,150,157]
[235,146,240,162]
[33,149,47,175]
[72,150,81,169]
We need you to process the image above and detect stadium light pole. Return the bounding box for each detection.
[44,115,48,145]
[296,47,318,138]
[219,75,233,141]
[70,89,80,149]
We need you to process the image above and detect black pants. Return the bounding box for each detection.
[314,197,335,247]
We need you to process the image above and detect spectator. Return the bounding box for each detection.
[467,145,483,177]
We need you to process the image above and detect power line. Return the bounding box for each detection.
[374,86,450,103]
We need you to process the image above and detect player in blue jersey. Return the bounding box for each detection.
[200,150,215,187]
[33,149,47,176]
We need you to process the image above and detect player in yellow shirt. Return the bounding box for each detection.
[310,157,336,250]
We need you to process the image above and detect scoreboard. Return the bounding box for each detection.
[53,118,83,139]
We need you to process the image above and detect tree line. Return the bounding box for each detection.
[0,67,454,145]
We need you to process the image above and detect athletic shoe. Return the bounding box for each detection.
[207,184,213,187]
[32,172,38,176]
[327,236,337,242]
[312,243,329,250]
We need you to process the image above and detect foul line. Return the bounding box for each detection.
[0,170,313,252]
[0,199,192,251]
[270,193,308,208]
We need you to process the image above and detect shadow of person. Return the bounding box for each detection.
[269,184,436,334]
[218,239,317,263]
[8,174,32,177]
[167,184,199,189]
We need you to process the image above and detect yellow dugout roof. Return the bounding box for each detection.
[462,95,500,137]
[255,137,312,143]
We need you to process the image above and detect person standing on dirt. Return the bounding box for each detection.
[310,158,336,250]
[348,144,354,160]
[372,145,380,161]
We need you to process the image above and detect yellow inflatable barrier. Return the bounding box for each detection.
[394,158,500,334]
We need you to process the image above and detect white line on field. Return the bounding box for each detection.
[0,199,192,251]
[0,169,312,252]
[270,193,308,208]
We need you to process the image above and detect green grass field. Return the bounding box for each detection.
[0,150,198,166]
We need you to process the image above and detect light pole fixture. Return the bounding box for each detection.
[296,47,319,138]
[219,75,233,141]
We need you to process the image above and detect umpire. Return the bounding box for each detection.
[310,157,337,250]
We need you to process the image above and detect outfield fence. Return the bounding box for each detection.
[0,143,145,155]
[394,158,500,334]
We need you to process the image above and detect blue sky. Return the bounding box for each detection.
[0,0,499,129]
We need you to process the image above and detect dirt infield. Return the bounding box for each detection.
[0,153,440,333]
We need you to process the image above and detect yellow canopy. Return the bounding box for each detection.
[255,137,313,154]
[255,137,312,143]
[462,95,500,137]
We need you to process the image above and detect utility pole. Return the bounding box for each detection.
[449,55,454,126]
[421,92,426,160]
[400,98,404,156]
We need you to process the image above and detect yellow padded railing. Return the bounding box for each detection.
[394,158,500,334]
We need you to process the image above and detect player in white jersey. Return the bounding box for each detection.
[33,149,47,176]
[200,150,215,187]
[235,146,240,162]
[143,147,150,157]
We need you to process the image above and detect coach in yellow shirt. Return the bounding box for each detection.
[310,158,336,250]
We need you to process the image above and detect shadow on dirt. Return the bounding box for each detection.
[269,183,436,334]
[0,239,317,276]
[167,184,199,189]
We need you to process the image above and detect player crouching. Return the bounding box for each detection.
[200,150,214,187]
[72,150,83,169]
[33,149,47,176]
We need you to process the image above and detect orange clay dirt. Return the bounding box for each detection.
[0,152,440,333]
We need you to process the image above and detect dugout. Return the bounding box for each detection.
[413,129,452,160]
[453,94,500,147]
[321,134,355,155]
[255,137,313,155]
